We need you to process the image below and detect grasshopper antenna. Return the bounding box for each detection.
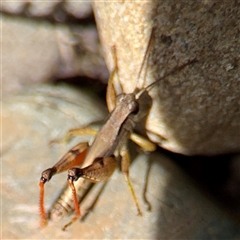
[106,45,122,112]
[143,57,198,93]
[134,26,198,99]
[135,57,198,100]
[134,27,156,91]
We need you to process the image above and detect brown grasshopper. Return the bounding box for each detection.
[39,28,197,230]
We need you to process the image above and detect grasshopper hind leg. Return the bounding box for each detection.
[63,156,118,230]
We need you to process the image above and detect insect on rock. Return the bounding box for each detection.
[39,28,197,230]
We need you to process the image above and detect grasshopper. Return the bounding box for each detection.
[39,28,196,230]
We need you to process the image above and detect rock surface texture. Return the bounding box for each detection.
[93,1,240,155]
[2,1,240,239]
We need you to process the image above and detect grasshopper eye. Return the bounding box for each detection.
[131,102,139,115]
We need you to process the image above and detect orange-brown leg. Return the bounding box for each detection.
[39,142,88,227]
[62,156,117,230]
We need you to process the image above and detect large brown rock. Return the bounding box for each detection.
[93,1,240,155]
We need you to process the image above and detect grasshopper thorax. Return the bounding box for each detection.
[115,93,139,114]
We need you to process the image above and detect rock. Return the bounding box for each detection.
[2,85,240,238]
[93,1,240,155]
